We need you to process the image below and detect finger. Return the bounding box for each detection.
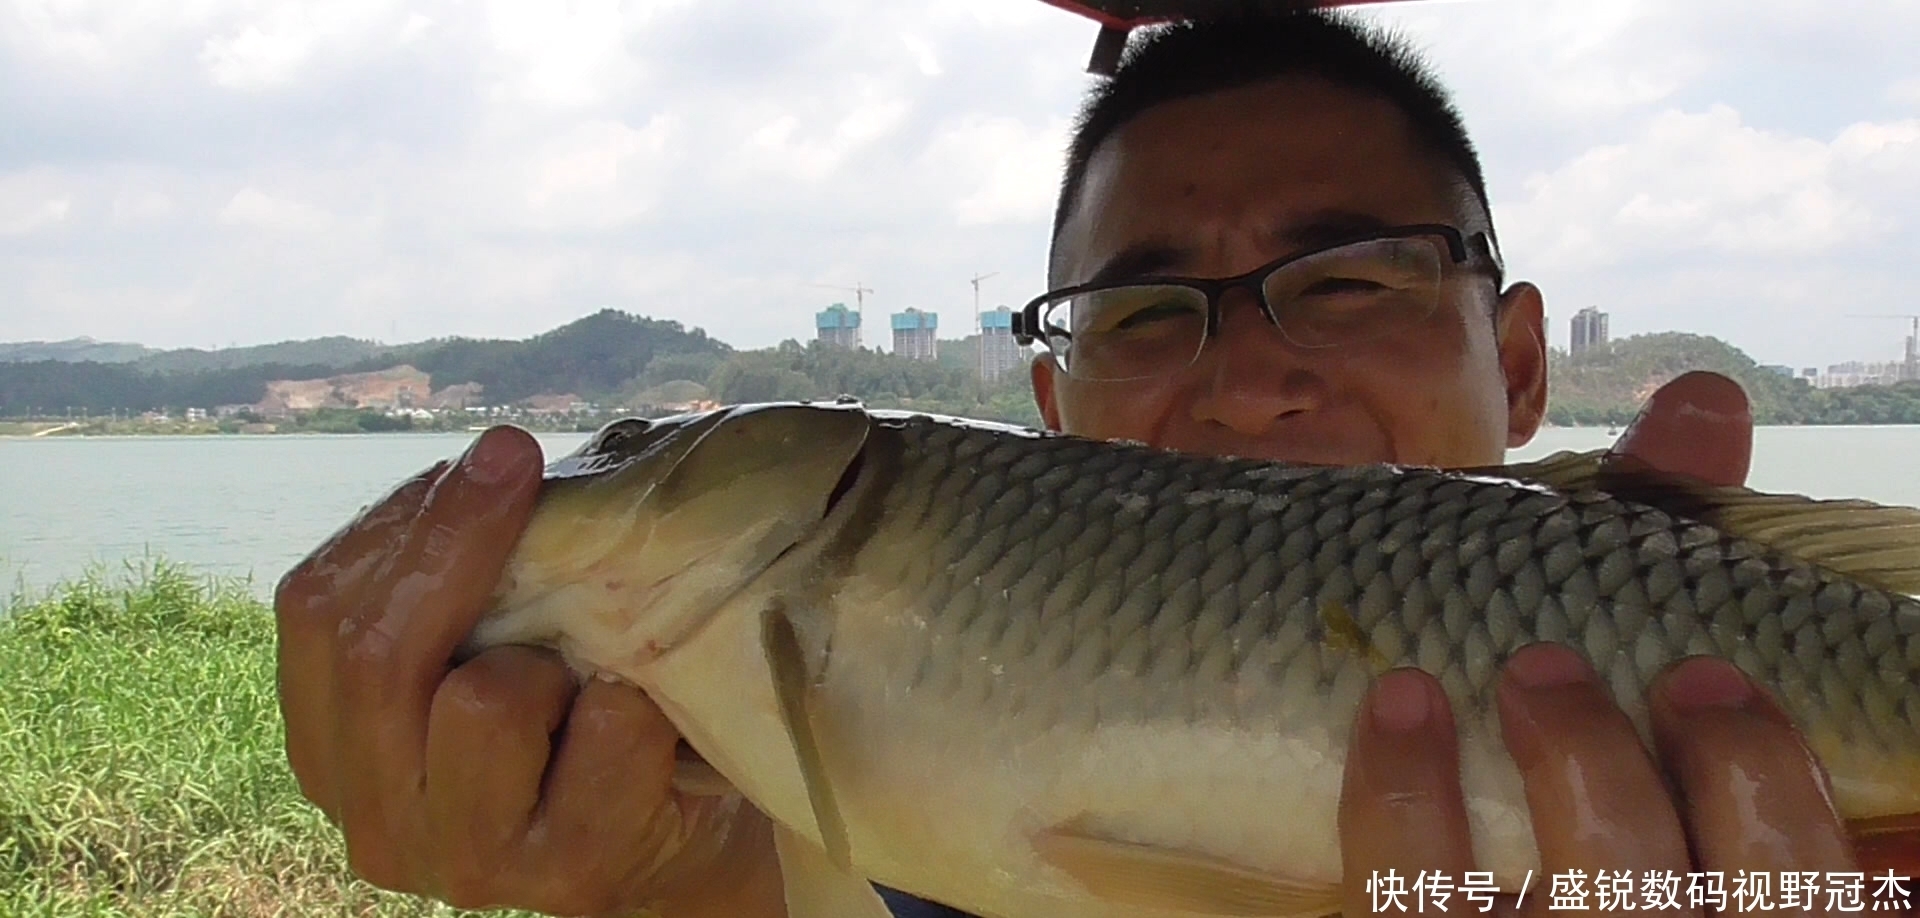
[539,677,686,863]
[277,459,450,819]
[423,644,580,903]
[334,426,543,767]
[370,424,545,695]
[1340,668,1478,917]
[1648,657,1854,883]
[1495,644,1697,917]
[1606,370,1752,488]
[277,459,452,626]
[331,427,544,875]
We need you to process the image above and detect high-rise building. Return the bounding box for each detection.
[1570,306,1610,356]
[815,303,860,350]
[979,306,1024,383]
[891,308,938,361]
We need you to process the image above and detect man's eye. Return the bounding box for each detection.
[1299,277,1389,296]
[1114,301,1193,329]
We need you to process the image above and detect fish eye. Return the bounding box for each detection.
[597,418,652,449]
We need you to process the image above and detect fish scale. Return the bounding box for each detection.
[466,403,1920,918]
[832,412,1920,772]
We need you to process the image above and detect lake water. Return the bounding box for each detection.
[3,426,1918,600]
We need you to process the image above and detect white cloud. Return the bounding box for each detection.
[922,115,1070,226]
[109,188,175,226]
[0,170,74,235]
[481,0,683,108]
[217,187,332,232]
[1501,105,1902,273]
[521,116,678,229]
[1891,77,1920,109]
[196,0,414,90]
[0,0,1913,373]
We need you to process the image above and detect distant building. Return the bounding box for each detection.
[979,306,1024,383]
[1813,360,1910,389]
[891,308,938,361]
[816,303,861,350]
[1570,307,1610,356]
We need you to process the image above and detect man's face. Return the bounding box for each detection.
[1033,76,1547,469]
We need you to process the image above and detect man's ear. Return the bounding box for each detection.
[1029,354,1065,432]
[1494,281,1548,448]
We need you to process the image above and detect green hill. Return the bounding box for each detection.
[1547,332,1920,425]
[131,336,397,374]
[6,319,1915,429]
[374,309,732,405]
[0,338,157,364]
[0,310,730,416]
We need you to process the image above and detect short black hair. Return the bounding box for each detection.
[1050,6,1495,274]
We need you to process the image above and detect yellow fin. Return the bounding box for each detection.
[1472,449,1920,596]
[761,602,853,870]
[1033,827,1343,917]
[771,820,894,918]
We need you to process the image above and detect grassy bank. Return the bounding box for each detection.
[0,559,542,917]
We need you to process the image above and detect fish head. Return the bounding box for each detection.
[464,402,872,673]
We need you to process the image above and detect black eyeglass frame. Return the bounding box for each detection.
[1009,224,1506,359]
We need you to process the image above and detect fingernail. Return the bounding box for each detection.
[1369,669,1438,732]
[1663,657,1753,711]
[1505,643,1596,689]
[460,428,519,486]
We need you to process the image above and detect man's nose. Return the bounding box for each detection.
[1186,292,1327,435]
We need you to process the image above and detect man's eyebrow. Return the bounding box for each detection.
[1278,210,1396,251]
[1078,210,1400,288]
[1082,241,1187,288]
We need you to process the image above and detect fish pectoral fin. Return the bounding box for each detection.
[1481,449,1920,596]
[771,819,894,918]
[761,601,853,871]
[1033,828,1343,917]
[667,742,737,798]
[1850,813,1920,880]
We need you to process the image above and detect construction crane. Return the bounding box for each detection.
[811,282,873,315]
[970,272,1001,388]
[969,272,998,316]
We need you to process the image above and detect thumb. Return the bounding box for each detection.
[1604,371,1753,488]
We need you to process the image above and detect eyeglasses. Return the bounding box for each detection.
[1011,224,1504,382]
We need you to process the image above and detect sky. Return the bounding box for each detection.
[1,0,1916,371]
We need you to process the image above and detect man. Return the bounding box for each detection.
[275,9,1858,918]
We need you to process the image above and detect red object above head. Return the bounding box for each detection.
[1037,0,1423,72]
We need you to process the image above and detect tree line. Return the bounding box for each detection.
[5,314,1915,429]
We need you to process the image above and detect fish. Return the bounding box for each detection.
[457,400,1920,918]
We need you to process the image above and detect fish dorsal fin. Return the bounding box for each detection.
[1032,826,1343,917]
[770,820,894,918]
[1471,449,1920,597]
[761,602,853,870]
[1469,448,1611,493]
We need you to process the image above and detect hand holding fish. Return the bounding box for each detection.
[278,372,1920,918]
[452,375,1918,917]
[273,427,787,917]
[1338,373,1866,916]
